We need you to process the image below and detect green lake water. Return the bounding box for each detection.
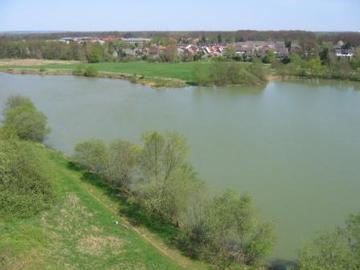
[1,73,360,259]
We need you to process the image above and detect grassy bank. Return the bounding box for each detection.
[0,144,206,270]
[0,60,268,88]
[0,61,204,87]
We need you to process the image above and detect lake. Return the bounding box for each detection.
[1,73,360,259]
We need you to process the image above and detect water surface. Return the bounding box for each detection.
[1,73,360,259]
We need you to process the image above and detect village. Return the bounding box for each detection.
[58,35,356,61]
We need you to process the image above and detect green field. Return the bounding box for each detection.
[0,144,206,270]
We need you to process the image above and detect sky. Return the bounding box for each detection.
[0,0,359,32]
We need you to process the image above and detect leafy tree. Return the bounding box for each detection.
[285,40,292,50]
[182,190,275,269]
[106,139,139,191]
[135,131,199,224]
[223,45,236,59]
[86,43,104,63]
[73,139,108,175]
[299,231,354,270]
[2,96,50,142]
[319,46,330,65]
[262,50,276,64]
[306,57,325,76]
[217,34,223,44]
[342,42,352,50]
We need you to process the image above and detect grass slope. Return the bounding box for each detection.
[0,145,205,270]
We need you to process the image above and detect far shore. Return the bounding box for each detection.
[0,68,188,88]
[1,59,359,89]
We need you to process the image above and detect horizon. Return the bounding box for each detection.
[0,0,359,32]
[1,30,360,34]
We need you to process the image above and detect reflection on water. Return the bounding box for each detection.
[193,83,267,97]
[279,77,360,91]
[1,73,360,260]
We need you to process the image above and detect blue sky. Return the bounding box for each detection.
[0,0,359,32]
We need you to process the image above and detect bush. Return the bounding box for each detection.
[106,140,139,190]
[72,65,85,76]
[2,95,50,142]
[194,61,268,86]
[182,190,275,268]
[0,139,54,218]
[72,65,98,77]
[262,50,276,64]
[134,131,203,224]
[84,66,98,77]
[86,43,104,63]
[299,213,360,270]
[73,139,108,175]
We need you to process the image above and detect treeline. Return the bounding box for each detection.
[0,38,108,62]
[3,30,360,45]
[73,133,275,269]
[194,60,268,86]
[0,96,53,218]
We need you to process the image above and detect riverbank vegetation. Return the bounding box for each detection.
[73,131,275,269]
[0,95,274,269]
[0,96,52,218]
[1,95,359,270]
[0,60,268,87]
[194,60,268,86]
[2,95,50,141]
[0,97,199,270]
[299,213,360,270]
[273,47,360,81]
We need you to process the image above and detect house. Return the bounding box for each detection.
[102,35,121,42]
[234,41,288,58]
[334,40,354,57]
[335,48,354,57]
[200,45,224,57]
[185,45,199,55]
[59,36,105,45]
[234,42,256,56]
[121,38,151,47]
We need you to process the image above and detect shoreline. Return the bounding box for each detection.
[2,68,359,90]
[0,68,188,89]
[0,68,269,88]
